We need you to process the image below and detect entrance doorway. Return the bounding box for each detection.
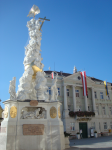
[79,122,87,138]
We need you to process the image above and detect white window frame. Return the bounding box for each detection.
[75,90,79,97]
[57,87,60,96]
[67,89,69,97]
[94,91,97,99]
[70,122,75,131]
[104,122,107,130]
[109,107,112,115]
[78,106,81,111]
[102,106,106,115]
[68,105,71,112]
[96,106,99,115]
[48,87,51,95]
[91,122,95,130]
[110,122,112,129]
[100,92,104,99]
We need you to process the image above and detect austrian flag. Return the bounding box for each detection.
[80,71,87,96]
[51,72,54,79]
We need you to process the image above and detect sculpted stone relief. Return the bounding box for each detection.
[10,106,17,118]
[21,107,46,119]
[9,77,16,100]
[16,18,49,101]
[3,106,8,118]
[50,73,58,101]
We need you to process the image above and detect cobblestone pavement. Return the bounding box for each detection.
[65,135,112,150]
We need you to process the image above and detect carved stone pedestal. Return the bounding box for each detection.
[0,100,65,150]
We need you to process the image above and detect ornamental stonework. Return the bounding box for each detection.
[50,106,57,119]
[10,106,17,118]
[23,124,44,135]
[30,100,38,106]
[58,106,61,118]
[3,106,8,118]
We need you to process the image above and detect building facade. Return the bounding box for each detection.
[45,70,112,138]
[0,106,3,125]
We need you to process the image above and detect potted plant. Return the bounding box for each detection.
[94,131,97,138]
[64,132,70,148]
[76,132,80,139]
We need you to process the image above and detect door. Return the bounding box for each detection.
[79,122,87,138]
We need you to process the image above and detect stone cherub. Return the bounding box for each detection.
[9,77,16,100]
[50,73,58,101]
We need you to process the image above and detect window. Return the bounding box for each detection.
[87,91,88,98]
[108,93,110,100]
[110,122,112,129]
[68,105,71,111]
[57,87,60,96]
[88,106,90,111]
[78,106,81,111]
[102,107,106,115]
[70,123,75,131]
[94,91,97,99]
[48,87,51,95]
[91,122,95,129]
[104,122,107,130]
[109,107,112,115]
[100,92,104,99]
[96,106,99,115]
[67,89,69,97]
[75,90,79,97]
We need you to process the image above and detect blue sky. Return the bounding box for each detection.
[0,0,112,108]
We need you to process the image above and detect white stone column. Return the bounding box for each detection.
[91,87,96,112]
[64,85,68,110]
[72,85,76,111]
[84,95,88,111]
[63,85,69,131]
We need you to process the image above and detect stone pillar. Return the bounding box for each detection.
[64,85,68,110]
[63,85,69,132]
[72,85,76,111]
[84,95,88,111]
[91,87,96,112]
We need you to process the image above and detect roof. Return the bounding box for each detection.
[44,71,71,77]
[44,70,112,85]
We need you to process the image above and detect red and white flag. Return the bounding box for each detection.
[51,72,54,79]
[80,71,87,96]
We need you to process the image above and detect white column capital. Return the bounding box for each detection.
[72,84,76,88]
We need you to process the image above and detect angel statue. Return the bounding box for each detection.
[9,77,16,100]
[50,72,58,101]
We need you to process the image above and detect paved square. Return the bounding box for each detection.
[65,135,112,150]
